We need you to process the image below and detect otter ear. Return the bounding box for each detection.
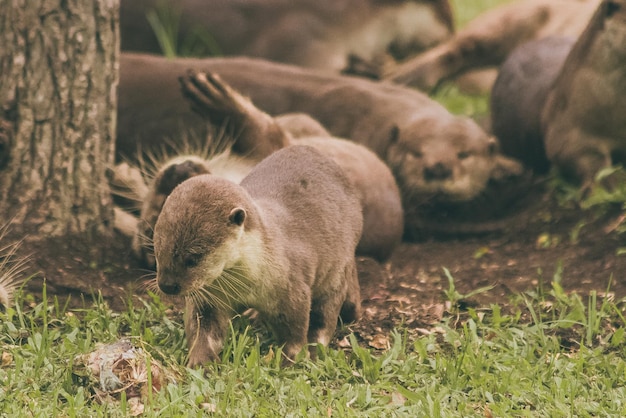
[229,207,246,226]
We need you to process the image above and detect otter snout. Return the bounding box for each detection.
[423,162,452,181]
[158,277,182,295]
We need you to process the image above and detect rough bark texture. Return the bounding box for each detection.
[0,0,118,238]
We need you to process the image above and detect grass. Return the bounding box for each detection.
[2,276,626,417]
[146,0,221,58]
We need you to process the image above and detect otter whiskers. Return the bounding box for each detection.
[187,265,252,313]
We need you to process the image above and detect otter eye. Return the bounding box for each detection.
[183,253,202,269]
[457,151,470,160]
[408,150,423,159]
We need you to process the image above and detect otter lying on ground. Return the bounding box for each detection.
[120,0,454,73]
[153,145,363,367]
[383,0,599,93]
[118,53,523,235]
[541,0,626,188]
[126,71,403,266]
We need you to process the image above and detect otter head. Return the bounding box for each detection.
[153,175,250,299]
[133,156,211,268]
[386,115,523,204]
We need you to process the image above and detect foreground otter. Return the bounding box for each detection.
[384,0,599,92]
[153,145,363,366]
[491,36,575,174]
[120,0,454,72]
[542,0,626,188]
[118,53,523,227]
[127,71,403,266]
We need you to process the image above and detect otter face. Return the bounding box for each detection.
[387,117,522,203]
[153,175,248,298]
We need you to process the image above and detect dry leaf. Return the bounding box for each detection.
[368,334,389,350]
[1,351,12,367]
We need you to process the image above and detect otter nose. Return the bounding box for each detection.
[158,281,181,295]
[423,162,452,181]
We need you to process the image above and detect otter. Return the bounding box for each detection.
[153,145,363,367]
[120,0,454,73]
[541,0,626,188]
[126,71,403,266]
[383,0,600,93]
[117,53,523,230]
[490,36,575,174]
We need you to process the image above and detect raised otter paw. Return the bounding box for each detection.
[178,70,249,121]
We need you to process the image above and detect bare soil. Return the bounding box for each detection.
[11,179,626,349]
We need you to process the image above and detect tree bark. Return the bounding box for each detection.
[0,0,118,239]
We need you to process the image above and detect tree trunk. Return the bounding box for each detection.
[0,0,118,239]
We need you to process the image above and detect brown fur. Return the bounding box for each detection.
[133,155,212,267]
[490,36,575,174]
[384,0,600,92]
[179,71,404,261]
[541,0,626,187]
[120,0,453,72]
[117,53,523,221]
[153,145,363,367]
[127,71,403,265]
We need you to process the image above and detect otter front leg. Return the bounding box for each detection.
[179,70,290,161]
[184,300,230,368]
[267,286,312,363]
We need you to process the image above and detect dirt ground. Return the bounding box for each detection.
[12,176,626,349]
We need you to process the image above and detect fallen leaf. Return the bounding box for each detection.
[1,351,12,367]
[369,334,389,350]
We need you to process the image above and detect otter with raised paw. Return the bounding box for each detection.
[153,145,363,367]
[123,70,403,266]
[118,54,523,236]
